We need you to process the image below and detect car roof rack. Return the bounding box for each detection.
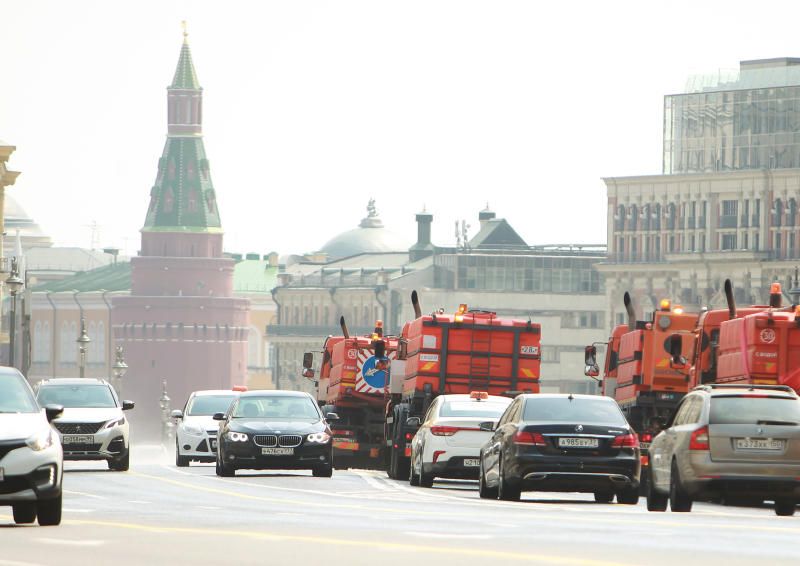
[693,383,796,394]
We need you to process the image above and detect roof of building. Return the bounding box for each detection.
[3,196,53,250]
[170,35,201,90]
[32,261,132,293]
[319,199,409,259]
[468,218,528,249]
[233,260,279,294]
[26,247,118,274]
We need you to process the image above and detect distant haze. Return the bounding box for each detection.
[2,1,798,256]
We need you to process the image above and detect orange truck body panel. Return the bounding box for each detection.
[319,334,398,407]
[401,311,541,400]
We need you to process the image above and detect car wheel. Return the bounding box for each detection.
[409,451,420,486]
[216,450,235,477]
[594,491,614,503]
[109,450,130,472]
[774,499,796,516]
[617,486,640,505]
[176,441,189,467]
[419,461,434,488]
[478,460,498,499]
[312,464,333,478]
[669,460,692,512]
[498,458,521,502]
[646,466,668,512]
[12,502,36,524]
[37,493,62,526]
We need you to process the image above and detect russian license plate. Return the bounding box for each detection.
[63,435,94,444]
[262,447,294,455]
[735,438,784,450]
[558,437,599,448]
[463,458,480,467]
[639,442,651,451]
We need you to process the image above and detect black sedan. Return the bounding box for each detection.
[215,391,335,477]
[479,394,640,503]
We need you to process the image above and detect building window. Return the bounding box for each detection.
[722,234,737,250]
[722,200,738,216]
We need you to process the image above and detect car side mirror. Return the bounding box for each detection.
[325,412,339,421]
[170,409,183,419]
[584,345,600,380]
[44,404,64,423]
[668,334,688,369]
[479,421,495,432]
[302,368,316,379]
[213,412,226,421]
[122,400,135,411]
[302,352,314,369]
[405,416,421,427]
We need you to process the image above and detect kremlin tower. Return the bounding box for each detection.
[113,30,250,439]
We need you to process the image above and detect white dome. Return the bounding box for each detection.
[320,199,408,259]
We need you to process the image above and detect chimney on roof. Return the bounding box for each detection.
[479,205,496,227]
[409,208,434,262]
[266,252,279,267]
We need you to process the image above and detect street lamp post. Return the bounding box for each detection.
[77,317,91,378]
[159,380,173,445]
[5,259,23,369]
[111,345,128,396]
[790,267,800,305]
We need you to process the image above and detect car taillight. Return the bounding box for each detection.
[513,431,546,446]
[332,429,354,437]
[689,426,709,451]
[611,433,639,448]
[405,432,414,441]
[431,426,459,436]
[639,433,653,443]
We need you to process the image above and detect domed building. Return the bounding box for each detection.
[320,199,409,259]
[3,195,53,253]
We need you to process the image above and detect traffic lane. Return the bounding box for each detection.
[2,462,799,566]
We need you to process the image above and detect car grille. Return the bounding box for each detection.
[0,440,26,462]
[63,443,102,453]
[253,435,303,448]
[254,435,278,447]
[54,422,105,434]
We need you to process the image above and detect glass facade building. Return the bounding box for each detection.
[664,58,800,174]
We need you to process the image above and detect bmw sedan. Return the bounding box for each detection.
[215,391,335,477]
[479,394,640,503]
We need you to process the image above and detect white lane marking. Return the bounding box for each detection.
[36,538,106,547]
[404,531,494,540]
[126,500,150,504]
[195,506,222,511]
[63,489,107,500]
[63,508,94,513]
[0,560,46,566]
[357,471,394,492]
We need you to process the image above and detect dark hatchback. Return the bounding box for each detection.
[479,394,640,503]
[215,391,335,477]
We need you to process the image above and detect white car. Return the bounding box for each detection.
[35,378,134,471]
[172,389,242,466]
[0,367,64,526]
[409,392,512,487]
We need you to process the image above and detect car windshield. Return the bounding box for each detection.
[710,396,800,425]
[0,373,39,413]
[440,401,509,418]
[522,397,627,426]
[187,395,237,416]
[37,384,117,409]
[232,396,320,420]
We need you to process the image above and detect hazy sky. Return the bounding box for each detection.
[2,1,800,257]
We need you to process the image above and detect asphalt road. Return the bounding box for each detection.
[2,446,799,566]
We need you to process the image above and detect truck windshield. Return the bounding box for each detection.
[187,395,237,416]
[0,373,38,413]
[440,401,508,418]
[710,396,800,425]
[523,397,627,426]
[37,385,116,409]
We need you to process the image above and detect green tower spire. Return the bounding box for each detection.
[142,29,221,234]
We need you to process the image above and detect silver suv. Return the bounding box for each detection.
[647,384,800,516]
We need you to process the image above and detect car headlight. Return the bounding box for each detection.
[104,416,126,429]
[225,431,249,442]
[182,424,204,435]
[306,432,331,444]
[26,427,57,451]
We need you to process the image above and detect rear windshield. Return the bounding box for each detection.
[37,384,116,408]
[233,396,320,420]
[710,396,800,425]
[187,395,237,416]
[0,373,38,414]
[523,397,627,426]
[440,401,509,418]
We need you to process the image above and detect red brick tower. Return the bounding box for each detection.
[113,30,250,440]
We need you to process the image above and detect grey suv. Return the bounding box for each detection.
[647,384,800,516]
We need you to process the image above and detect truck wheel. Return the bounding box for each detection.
[12,502,36,524]
[669,460,692,512]
[37,493,62,526]
[775,499,796,516]
[646,466,668,512]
